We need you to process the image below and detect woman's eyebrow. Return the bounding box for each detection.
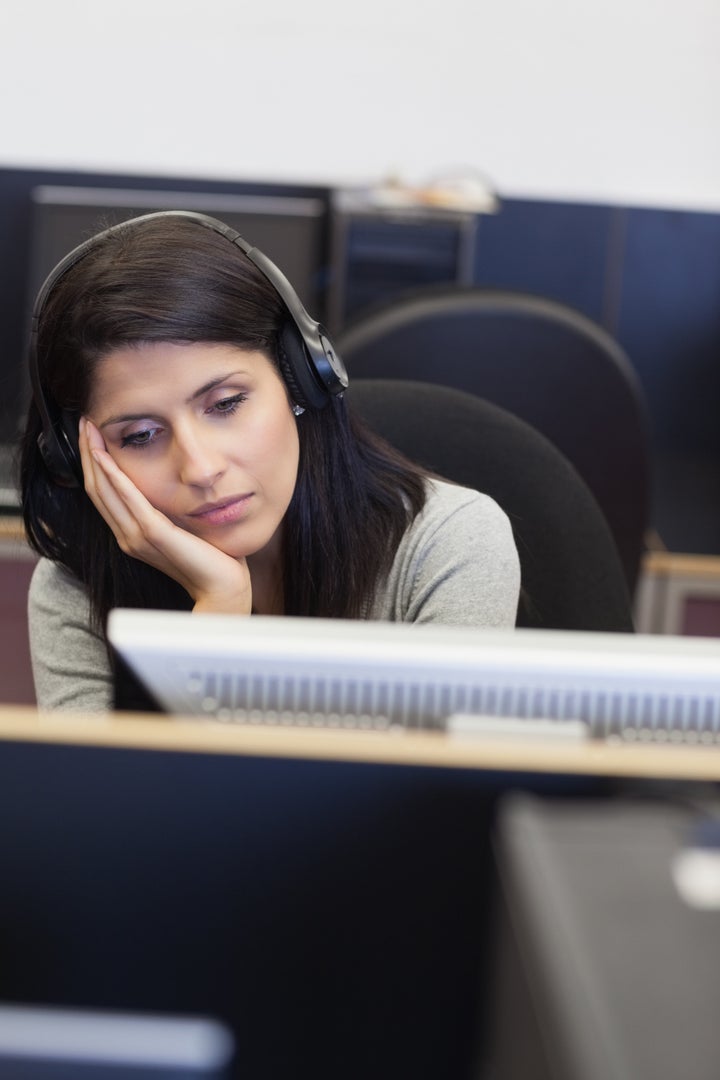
[99,410,161,429]
[98,372,250,428]
[189,371,249,402]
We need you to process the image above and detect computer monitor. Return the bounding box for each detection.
[0,700,523,1080]
[0,1005,234,1079]
[108,610,720,743]
[26,185,327,316]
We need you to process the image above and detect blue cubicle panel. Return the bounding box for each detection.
[471,197,720,466]
[615,205,720,456]
[472,196,618,329]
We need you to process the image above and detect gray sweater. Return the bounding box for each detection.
[28,479,521,711]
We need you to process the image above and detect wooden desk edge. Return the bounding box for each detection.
[1,707,719,780]
[0,518,27,545]
[642,550,720,578]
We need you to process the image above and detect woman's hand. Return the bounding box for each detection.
[79,418,253,615]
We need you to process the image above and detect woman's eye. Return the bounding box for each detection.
[211,392,248,416]
[121,427,161,449]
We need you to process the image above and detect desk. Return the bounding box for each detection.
[3,706,720,779]
[0,709,718,1080]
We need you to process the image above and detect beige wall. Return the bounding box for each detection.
[0,0,719,211]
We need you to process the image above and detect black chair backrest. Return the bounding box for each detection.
[348,379,634,632]
[339,288,652,597]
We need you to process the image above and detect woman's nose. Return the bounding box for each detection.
[175,429,226,488]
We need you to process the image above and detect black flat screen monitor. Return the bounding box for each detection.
[26,185,327,316]
[0,722,538,1080]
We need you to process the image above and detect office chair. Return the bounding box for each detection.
[338,288,652,598]
[348,379,634,632]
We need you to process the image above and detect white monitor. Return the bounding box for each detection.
[107,611,720,743]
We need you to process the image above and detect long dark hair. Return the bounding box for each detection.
[20,215,427,629]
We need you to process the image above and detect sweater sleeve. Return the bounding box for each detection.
[27,558,113,712]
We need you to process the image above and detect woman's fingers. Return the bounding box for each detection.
[79,418,156,544]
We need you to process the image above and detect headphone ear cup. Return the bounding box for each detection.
[37,410,81,488]
[277,321,329,411]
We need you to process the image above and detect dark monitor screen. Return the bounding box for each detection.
[0,730,515,1080]
[26,185,327,316]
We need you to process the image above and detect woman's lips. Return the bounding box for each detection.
[188,495,252,526]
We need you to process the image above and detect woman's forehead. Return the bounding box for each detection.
[87,343,276,412]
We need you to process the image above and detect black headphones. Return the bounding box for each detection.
[28,209,349,488]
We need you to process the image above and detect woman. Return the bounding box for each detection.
[20,211,520,710]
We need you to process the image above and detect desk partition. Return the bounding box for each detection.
[488,794,720,1080]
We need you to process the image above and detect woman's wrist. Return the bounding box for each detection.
[191,587,252,616]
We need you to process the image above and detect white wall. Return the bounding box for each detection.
[2,0,719,211]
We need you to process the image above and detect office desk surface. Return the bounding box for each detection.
[2,706,720,780]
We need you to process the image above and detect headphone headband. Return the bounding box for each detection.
[29,209,349,487]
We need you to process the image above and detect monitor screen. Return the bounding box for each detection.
[0,701,521,1080]
[107,610,720,744]
[26,185,327,316]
